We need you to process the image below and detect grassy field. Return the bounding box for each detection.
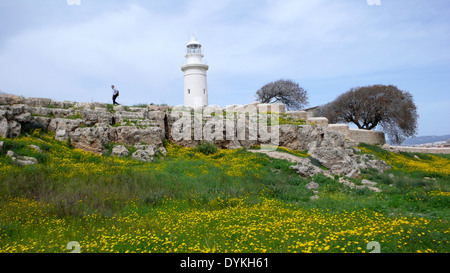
[0,130,448,253]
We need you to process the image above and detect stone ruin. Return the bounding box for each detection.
[0,94,390,182]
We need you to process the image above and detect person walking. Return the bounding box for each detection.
[111,85,120,105]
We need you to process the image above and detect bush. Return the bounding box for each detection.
[194,142,218,155]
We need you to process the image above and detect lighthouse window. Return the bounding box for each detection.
[188,89,190,95]
[203,89,206,95]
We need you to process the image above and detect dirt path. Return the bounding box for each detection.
[248,149,307,163]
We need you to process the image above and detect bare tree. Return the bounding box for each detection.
[316,85,418,144]
[256,79,308,110]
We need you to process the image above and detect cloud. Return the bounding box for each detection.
[196,0,450,84]
[0,3,186,104]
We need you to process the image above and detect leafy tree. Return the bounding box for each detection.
[256,79,308,110]
[316,85,418,144]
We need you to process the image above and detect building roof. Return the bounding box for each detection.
[302,106,320,112]
[187,37,201,46]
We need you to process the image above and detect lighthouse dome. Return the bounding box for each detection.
[187,37,201,47]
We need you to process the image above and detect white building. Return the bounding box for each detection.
[181,36,209,108]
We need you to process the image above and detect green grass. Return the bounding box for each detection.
[66,112,82,120]
[106,104,116,114]
[0,131,448,253]
[278,113,307,126]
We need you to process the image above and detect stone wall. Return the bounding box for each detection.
[284,110,386,145]
[0,94,396,179]
[0,95,387,153]
[0,94,166,154]
[386,146,450,155]
[347,128,386,145]
[207,102,386,146]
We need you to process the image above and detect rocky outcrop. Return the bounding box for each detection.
[70,127,115,154]
[111,145,130,157]
[278,125,362,178]
[290,157,323,177]
[6,150,38,166]
[0,94,390,177]
[356,153,391,172]
[248,148,383,193]
[0,94,166,155]
[131,150,154,162]
[0,104,32,138]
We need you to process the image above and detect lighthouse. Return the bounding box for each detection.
[182,36,209,108]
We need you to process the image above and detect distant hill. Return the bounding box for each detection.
[393,135,450,146]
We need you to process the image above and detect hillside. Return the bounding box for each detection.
[398,135,450,146]
[0,93,393,181]
[0,130,449,253]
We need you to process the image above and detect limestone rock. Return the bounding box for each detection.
[305,129,361,179]
[348,129,386,145]
[279,124,365,179]
[307,117,328,127]
[25,97,52,107]
[31,116,51,131]
[111,145,129,157]
[16,156,38,166]
[337,177,381,193]
[11,104,27,115]
[69,127,112,154]
[158,147,167,157]
[133,144,156,156]
[310,195,320,201]
[0,94,389,169]
[6,150,14,158]
[361,179,378,187]
[290,158,323,177]
[7,120,21,138]
[0,94,24,105]
[28,145,42,153]
[6,150,38,166]
[285,111,307,120]
[309,145,361,179]
[131,150,154,162]
[0,117,8,138]
[306,181,320,190]
[81,109,113,126]
[114,126,164,147]
[0,108,13,119]
[14,112,32,123]
[55,129,69,142]
[357,154,391,173]
[48,118,82,133]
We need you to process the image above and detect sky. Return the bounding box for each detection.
[0,0,449,137]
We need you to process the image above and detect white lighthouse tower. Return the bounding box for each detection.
[182,36,209,108]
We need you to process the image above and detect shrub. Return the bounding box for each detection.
[194,142,218,155]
